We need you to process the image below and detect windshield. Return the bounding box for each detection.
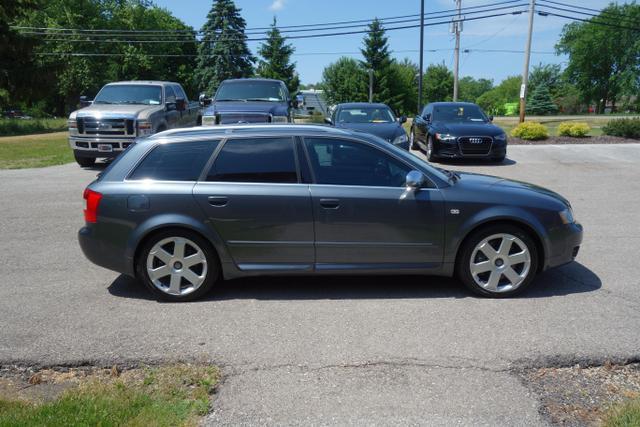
[94,85,162,105]
[337,107,395,124]
[214,81,286,102]
[433,105,488,123]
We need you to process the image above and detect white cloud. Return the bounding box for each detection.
[269,0,286,11]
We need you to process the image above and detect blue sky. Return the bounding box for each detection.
[154,0,622,85]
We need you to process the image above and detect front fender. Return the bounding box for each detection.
[124,213,232,276]
[445,205,551,267]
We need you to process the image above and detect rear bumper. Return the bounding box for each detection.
[544,222,584,270]
[78,226,134,276]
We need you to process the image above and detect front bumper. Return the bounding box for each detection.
[434,141,506,159]
[69,136,135,158]
[544,222,584,270]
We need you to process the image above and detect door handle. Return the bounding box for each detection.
[208,196,228,207]
[319,198,340,209]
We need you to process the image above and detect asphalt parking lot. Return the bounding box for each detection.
[1,143,639,425]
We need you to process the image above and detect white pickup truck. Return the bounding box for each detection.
[68,81,201,167]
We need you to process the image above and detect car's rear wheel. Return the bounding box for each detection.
[410,128,418,150]
[457,224,538,297]
[74,152,95,167]
[426,136,437,162]
[137,229,219,302]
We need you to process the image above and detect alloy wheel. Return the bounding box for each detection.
[146,236,208,296]
[469,233,531,293]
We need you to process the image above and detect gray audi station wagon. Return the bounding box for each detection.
[79,125,583,301]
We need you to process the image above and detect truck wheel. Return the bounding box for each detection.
[74,152,95,167]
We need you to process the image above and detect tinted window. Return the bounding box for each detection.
[214,81,286,102]
[165,86,176,102]
[207,137,297,183]
[129,140,218,181]
[433,104,488,122]
[337,107,395,123]
[94,85,162,105]
[173,84,187,101]
[304,138,411,187]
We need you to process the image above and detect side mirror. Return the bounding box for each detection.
[488,115,494,122]
[199,93,212,107]
[79,96,93,107]
[399,115,407,124]
[176,97,186,111]
[405,170,426,189]
[324,117,333,125]
[423,113,431,122]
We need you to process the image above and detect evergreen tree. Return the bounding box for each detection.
[321,57,368,105]
[257,17,299,94]
[360,19,402,111]
[195,0,255,95]
[526,84,558,115]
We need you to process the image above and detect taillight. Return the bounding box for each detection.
[83,188,102,223]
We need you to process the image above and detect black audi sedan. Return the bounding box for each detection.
[325,102,408,149]
[410,102,507,162]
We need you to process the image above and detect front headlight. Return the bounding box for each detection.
[201,115,216,126]
[494,133,507,142]
[392,133,408,145]
[435,133,457,143]
[68,119,78,135]
[559,208,575,225]
[137,120,153,137]
[271,115,289,123]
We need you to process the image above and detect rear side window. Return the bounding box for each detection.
[129,140,218,181]
[207,137,297,183]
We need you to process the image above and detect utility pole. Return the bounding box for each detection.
[519,0,536,123]
[452,0,462,101]
[418,0,424,113]
[368,69,374,103]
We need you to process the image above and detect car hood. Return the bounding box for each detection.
[433,121,504,137]
[452,171,570,208]
[336,122,404,141]
[206,101,289,116]
[74,104,162,118]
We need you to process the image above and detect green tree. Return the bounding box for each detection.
[360,18,402,111]
[195,0,255,95]
[528,63,562,97]
[321,57,367,105]
[556,3,640,112]
[458,76,493,103]
[422,63,453,103]
[257,18,299,94]
[390,58,419,115]
[526,84,558,115]
[476,75,521,115]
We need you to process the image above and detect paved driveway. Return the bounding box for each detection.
[1,144,639,425]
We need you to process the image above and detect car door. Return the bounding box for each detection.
[302,136,445,270]
[164,86,179,129]
[193,136,315,271]
[172,84,194,126]
[414,105,431,147]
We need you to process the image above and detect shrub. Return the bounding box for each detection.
[603,118,640,139]
[511,121,549,140]
[558,121,590,137]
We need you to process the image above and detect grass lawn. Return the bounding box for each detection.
[603,398,640,427]
[0,118,67,137]
[0,364,219,427]
[0,132,72,169]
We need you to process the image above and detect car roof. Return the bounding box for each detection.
[335,102,391,109]
[427,102,479,107]
[147,124,351,142]
[105,81,178,86]
[221,78,285,84]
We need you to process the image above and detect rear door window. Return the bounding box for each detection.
[207,137,298,183]
[128,140,219,181]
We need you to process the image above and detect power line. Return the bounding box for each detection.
[536,3,640,26]
[11,0,526,35]
[537,10,640,32]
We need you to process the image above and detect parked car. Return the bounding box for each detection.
[325,102,408,149]
[200,78,296,125]
[410,102,507,162]
[68,81,201,167]
[78,124,582,302]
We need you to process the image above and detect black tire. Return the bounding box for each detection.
[492,154,506,163]
[426,136,437,162]
[456,224,539,298]
[74,152,95,167]
[410,128,419,150]
[136,228,220,302]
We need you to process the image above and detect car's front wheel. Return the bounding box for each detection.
[137,229,219,302]
[457,224,538,297]
[74,152,95,167]
[426,136,437,162]
[409,128,419,150]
